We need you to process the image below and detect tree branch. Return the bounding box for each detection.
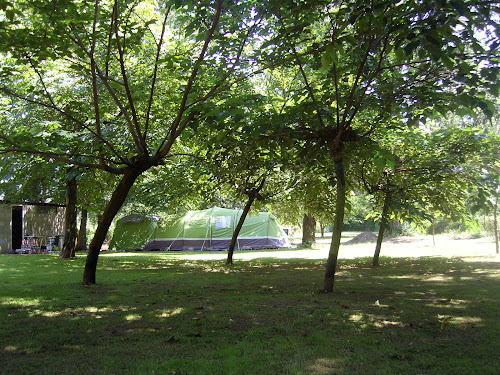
[144,6,171,141]
[91,0,106,169]
[277,13,325,128]
[69,21,142,153]
[112,0,145,154]
[156,0,223,160]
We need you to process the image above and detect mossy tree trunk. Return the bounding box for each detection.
[302,214,316,247]
[59,177,78,259]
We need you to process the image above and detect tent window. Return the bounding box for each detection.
[215,216,231,229]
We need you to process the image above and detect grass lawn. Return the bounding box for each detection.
[1,234,499,374]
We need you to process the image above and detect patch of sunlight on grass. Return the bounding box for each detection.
[125,314,142,321]
[438,314,483,325]
[158,307,184,319]
[428,299,470,309]
[463,256,500,263]
[348,313,363,322]
[35,310,62,318]
[1,297,41,307]
[386,275,420,280]
[471,268,500,277]
[373,319,404,328]
[307,358,340,374]
[424,275,452,282]
[4,346,18,353]
[181,249,328,261]
[100,253,147,257]
[348,312,404,329]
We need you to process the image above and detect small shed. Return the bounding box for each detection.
[0,201,66,253]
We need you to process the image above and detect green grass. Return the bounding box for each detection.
[1,246,499,374]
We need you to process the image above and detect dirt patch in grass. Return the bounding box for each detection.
[345,231,378,244]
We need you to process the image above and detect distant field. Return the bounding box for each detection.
[178,232,499,263]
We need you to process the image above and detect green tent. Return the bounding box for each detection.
[143,207,289,251]
[108,214,158,250]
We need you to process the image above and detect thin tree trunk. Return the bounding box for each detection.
[60,177,78,259]
[76,209,88,251]
[372,192,390,267]
[320,223,325,238]
[226,197,255,265]
[323,159,346,292]
[83,169,141,284]
[302,213,316,247]
[226,177,266,264]
[494,196,499,254]
[432,212,436,246]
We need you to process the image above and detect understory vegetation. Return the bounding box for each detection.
[1,242,499,375]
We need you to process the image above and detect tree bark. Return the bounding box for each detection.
[76,209,88,251]
[302,213,316,246]
[83,169,141,284]
[59,177,78,259]
[323,158,346,292]
[372,192,390,267]
[494,196,499,254]
[226,197,255,264]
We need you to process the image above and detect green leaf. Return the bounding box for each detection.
[321,54,331,68]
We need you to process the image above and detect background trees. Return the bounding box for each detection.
[0,0,498,290]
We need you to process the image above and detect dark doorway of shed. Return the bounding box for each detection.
[12,206,23,250]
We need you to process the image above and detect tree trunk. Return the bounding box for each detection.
[302,213,316,246]
[76,209,88,251]
[83,170,141,284]
[320,223,326,238]
[226,197,255,265]
[494,196,499,254]
[59,177,78,259]
[323,158,346,292]
[432,212,436,246]
[372,192,390,267]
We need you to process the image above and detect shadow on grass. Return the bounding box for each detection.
[1,253,499,375]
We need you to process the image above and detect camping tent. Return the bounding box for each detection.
[142,207,290,251]
[108,214,158,250]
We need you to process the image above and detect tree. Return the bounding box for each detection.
[267,0,499,291]
[356,126,500,266]
[76,208,88,251]
[197,92,297,264]
[59,173,78,258]
[0,0,274,283]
